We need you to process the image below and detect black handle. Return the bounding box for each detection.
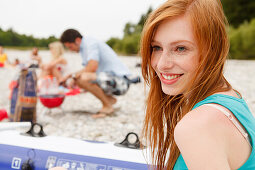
[115,132,145,149]
[25,123,46,137]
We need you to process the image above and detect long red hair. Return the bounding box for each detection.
[141,0,231,169]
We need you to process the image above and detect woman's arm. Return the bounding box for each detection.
[52,57,67,66]
[47,58,67,70]
[174,106,231,170]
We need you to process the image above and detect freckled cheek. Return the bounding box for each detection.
[185,55,199,73]
[150,55,158,71]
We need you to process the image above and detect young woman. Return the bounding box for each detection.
[141,0,255,169]
[40,41,67,82]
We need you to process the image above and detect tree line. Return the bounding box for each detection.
[106,7,152,55]
[0,28,57,48]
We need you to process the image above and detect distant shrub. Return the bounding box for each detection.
[107,34,141,55]
[106,37,120,49]
[229,19,255,59]
[0,28,58,47]
[122,34,141,55]
[106,7,152,56]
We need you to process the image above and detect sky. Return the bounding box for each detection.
[0,0,166,42]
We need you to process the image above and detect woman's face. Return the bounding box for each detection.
[151,15,199,95]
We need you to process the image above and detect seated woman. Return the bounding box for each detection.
[40,41,67,82]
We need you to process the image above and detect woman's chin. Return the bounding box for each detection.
[162,88,180,96]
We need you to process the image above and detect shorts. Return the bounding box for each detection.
[95,72,129,96]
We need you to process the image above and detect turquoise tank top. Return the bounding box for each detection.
[173,94,255,169]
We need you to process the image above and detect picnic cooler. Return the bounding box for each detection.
[0,123,153,170]
[10,69,37,122]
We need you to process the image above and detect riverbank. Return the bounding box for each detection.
[0,50,254,143]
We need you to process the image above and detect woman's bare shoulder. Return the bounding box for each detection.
[174,104,231,153]
[175,104,229,134]
[174,90,242,138]
[173,105,231,168]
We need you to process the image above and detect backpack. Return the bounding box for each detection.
[10,69,37,122]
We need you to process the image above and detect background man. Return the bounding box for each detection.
[60,29,131,118]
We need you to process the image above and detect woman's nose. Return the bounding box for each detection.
[157,51,174,70]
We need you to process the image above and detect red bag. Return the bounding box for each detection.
[0,109,8,121]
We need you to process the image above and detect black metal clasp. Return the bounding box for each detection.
[115,132,145,149]
[25,123,46,137]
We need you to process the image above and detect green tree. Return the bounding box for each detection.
[123,22,136,37]
[222,0,255,27]
[229,26,243,59]
[106,37,122,53]
[0,27,58,47]
[229,19,255,59]
[107,7,153,55]
[137,7,153,28]
[122,33,141,54]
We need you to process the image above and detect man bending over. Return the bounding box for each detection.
[60,29,131,118]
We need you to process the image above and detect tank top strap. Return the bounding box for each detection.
[204,103,251,147]
[192,94,255,146]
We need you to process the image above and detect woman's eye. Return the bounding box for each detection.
[152,46,162,51]
[176,46,186,52]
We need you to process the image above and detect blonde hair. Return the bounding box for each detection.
[49,41,64,59]
[141,0,231,169]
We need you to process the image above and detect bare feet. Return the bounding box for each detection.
[92,106,114,118]
[92,96,116,119]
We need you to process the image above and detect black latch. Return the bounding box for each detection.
[25,123,46,137]
[115,132,145,149]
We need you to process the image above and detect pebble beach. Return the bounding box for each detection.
[0,49,255,143]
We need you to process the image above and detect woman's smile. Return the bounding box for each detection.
[160,73,183,85]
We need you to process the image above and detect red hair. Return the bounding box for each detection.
[141,0,231,169]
